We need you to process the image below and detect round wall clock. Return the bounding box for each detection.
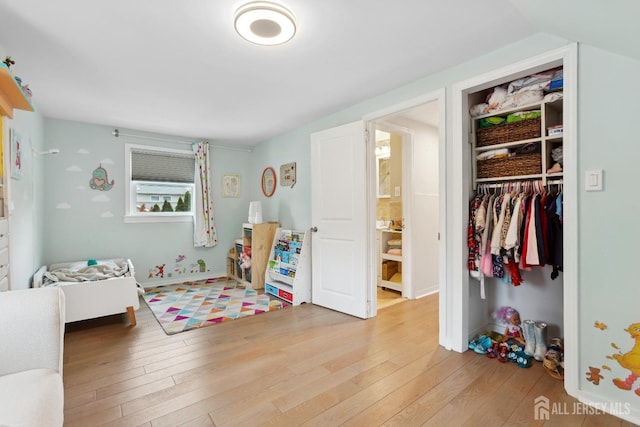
[261,167,276,197]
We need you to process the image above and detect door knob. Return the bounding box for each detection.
[311,226,318,232]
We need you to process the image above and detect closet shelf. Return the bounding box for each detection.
[381,253,402,262]
[472,100,551,120]
[378,228,403,292]
[0,64,34,118]
[472,82,563,187]
[474,138,542,152]
[476,174,543,183]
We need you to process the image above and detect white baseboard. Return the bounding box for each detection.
[139,270,228,289]
[469,322,503,341]
[415,288,439,299]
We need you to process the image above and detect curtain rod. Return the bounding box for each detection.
[112,129,252,153]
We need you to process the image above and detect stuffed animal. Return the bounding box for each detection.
[239,252,252,271]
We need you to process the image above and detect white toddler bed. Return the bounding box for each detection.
[33,258,141,326]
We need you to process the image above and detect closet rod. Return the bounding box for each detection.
[477,181,540,189]
[112,129,252,153]
[477,179,563,189]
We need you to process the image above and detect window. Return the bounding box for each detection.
[125,144,195,223]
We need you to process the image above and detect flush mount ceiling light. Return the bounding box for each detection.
[234,1,296,46]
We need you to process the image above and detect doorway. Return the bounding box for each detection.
[309,90,445,321]
[368,99,442,313]
[374,127,406,309]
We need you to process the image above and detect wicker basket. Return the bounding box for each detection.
[476,117,541,147]
[476,153,541,178]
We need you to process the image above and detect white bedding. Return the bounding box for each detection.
[43,259,129,284]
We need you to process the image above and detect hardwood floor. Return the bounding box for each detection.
[376,287,405,310]
[63,294,633,426]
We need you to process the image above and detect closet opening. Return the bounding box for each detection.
[455,50,577,391]
[367,99,441,313]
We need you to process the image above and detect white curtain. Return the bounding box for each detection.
[192,142,218,247]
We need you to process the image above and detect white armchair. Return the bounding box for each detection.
[0,287,65,427]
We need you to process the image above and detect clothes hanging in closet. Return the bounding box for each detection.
[467,183,563,286]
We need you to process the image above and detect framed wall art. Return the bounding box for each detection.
[280,162,296,188]
[10,128,23,180]
[223,174,240,197]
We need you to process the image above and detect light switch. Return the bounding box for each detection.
[395,186,401,197]
[585,169,603,191]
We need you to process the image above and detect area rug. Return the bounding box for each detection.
[143,277,288,335]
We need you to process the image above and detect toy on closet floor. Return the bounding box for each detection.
[493,306,525,344]
[544,337,564,379]
[469,307,556,370]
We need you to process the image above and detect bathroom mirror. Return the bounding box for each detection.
[377,156,390,198]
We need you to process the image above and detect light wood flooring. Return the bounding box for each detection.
[63,294,634,426]
[376,286,405,310]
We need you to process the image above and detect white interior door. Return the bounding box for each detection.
[311,121,368,319]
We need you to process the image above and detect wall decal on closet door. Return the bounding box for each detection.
[585,317,640,406]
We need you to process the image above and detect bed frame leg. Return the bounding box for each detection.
[127,306,137,326]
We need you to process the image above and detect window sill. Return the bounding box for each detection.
[124,214,194,224]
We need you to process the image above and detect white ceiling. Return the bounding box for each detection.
[0,1,637,146]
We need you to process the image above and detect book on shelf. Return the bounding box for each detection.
[280,229,292,240]
[268,259,297,280]
[289,253,299,267]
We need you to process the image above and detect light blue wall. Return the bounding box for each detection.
[577,45,640,407]
[5,108,45,289]
[249,128,311,230]
[42,119,253,285]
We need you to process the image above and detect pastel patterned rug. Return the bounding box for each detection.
[143,277,288,335]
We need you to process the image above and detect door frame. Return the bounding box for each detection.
[450,44,578,396]
[363,89,446,324]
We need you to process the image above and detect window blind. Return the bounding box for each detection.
[131,150,195,183]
